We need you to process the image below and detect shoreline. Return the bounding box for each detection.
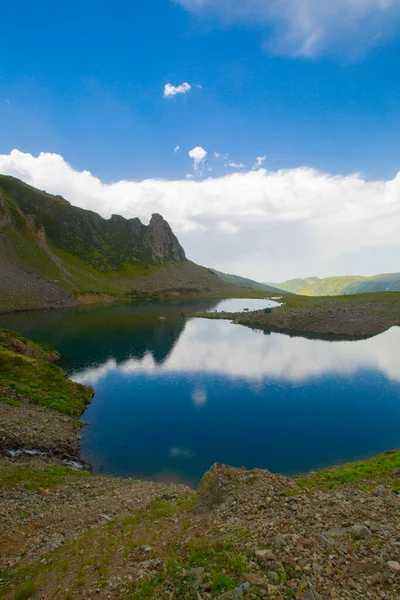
[189,291,400,339]
[2,329,400,598]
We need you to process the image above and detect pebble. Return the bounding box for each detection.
[387,561,400,574]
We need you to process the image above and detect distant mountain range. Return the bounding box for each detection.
[211,269,287,295]
[0,175,231,313]
[268,273,400,296]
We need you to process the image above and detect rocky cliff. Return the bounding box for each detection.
[0,175,230,312]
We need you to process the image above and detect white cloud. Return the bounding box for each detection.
[0,149,399,280]
[174,0,400,58]
[163,82,191,98]
[218,221,239,234]
[188,146,207,172]
[254,155,267,169]
[174,145,180,153]
[226,162,245,169]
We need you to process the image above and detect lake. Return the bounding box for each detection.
[1,298,400,487]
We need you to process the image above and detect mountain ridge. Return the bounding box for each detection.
[211,268,288,295]
[268,273,400,296]
[0,175,231,313]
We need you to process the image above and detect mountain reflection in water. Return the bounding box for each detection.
[1,299,399,486]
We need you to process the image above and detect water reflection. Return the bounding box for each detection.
[1,301,400,485]
[73,320,400,385]
[210,298,282,312]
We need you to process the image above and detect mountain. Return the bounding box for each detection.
[211,269,287,295]
[269,273,400,296]
[0,175,231,312]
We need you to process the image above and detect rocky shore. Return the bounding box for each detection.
[1,452,400,599]
[2,329,400,599]
[0,329,94,459]
[191,292,400,339]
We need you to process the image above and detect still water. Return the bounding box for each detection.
[1,299,400,487]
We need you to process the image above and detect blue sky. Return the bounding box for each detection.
[1,0,400,280]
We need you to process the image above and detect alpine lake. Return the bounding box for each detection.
[1,298,400,487]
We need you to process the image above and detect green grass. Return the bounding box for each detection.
[14,582,37,600]
[0,328,59,360]
[132,538,250,600]
[296,450,400,490]
[0,464,91,492]
[0,330,93,416]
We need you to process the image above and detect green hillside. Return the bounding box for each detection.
[211,269,288,294]
[0,175,231,312]
[269,273,400,296]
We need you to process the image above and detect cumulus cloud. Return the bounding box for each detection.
[254,155,267,169]
[0,149,399,280]
[188,146,207,172]
[175,0,400,58]
[163,82,191,98]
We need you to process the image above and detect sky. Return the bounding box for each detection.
[0,0,400,281]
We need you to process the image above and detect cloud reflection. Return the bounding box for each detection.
[192,387,207,408]
[72,321,400,385]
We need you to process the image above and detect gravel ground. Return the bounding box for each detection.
[1,458,400,599]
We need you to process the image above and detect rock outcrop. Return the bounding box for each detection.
[143,213,186,263]
[0,175,231,313]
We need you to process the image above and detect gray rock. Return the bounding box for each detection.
[353,525,372,538]
[217,582,250,600]
[317,534,330,546]
[388,561,400,574]
[302,586,321,600]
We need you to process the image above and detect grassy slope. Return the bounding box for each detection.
[0,329,93,416]
[0,176,163,298]
[0,176,232,308]
[270,273,400,296]
[296,450,400,492]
